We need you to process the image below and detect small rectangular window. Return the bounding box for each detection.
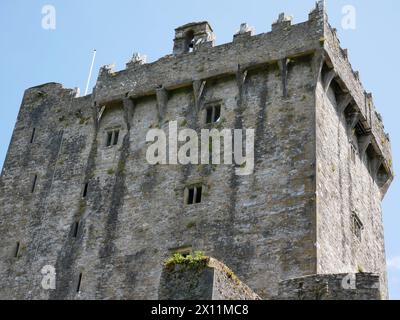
[352,213,364,242]
[188,188,195,205]
[196,186,202,203]
[106,132,113,147]
[113,130,120,146]
[213,105,221,123]
[205,105,221,124]
[82,182,89,198]
[15,242,20,258]
[76,273,83,293]
[30,128,36,144]
[31,175,38,193]
[185,185,203,205]
[73,221,80,238]
[206,108,213,124]
[106,130,120,147]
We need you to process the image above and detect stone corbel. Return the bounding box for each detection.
[349,112,361,130]
[156,86,168,122]
[337,94,353,114]
[236,66,248,105]
[358,134,372,157]
[278,58,289,97]
[193,80,206,111]
[323,69,336,93]
[236,67,248,87]
[371,156,383,180]
[311,50,326,84]
[123,97,135,129]
[97,105,106,122]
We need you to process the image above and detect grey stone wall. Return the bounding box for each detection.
[159,258,260,300]
[279,273,381,300]
[315,8,392,299]
[0,1,393,300]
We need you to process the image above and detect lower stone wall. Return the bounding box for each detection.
[158,257,260,300]
[278,273,381,300]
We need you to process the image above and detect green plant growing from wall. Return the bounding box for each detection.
[164,251,209,270]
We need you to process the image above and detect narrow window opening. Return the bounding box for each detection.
[213,105,221,123]
[15,242,20,258]
[195,186,202,203]
[106,131,113,147]
[30,128,36,144]
[205,105,221,124]
[76,273,83,293]
[352,213,364,242]
[188,188,195,205]
[31,175,38,193]
[73,221,80,238]
[185,30,195,53]
[106,130,120,147]
[206,107,213,124]
[82,182,89,198]
[113,130,120,146]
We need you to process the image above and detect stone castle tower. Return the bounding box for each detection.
[0,2,394,300]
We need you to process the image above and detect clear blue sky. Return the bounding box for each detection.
[0,0,398,299]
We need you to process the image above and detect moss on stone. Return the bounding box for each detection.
[164,251,209,270]
[186,221,197,229]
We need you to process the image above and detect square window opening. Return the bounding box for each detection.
[185,185,203,205]
[205,105,221,124]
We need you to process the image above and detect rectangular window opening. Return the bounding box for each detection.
[82,183,89,198]
[213,105,221,123]
[113,130,120,146]
[31,175,38,193]
[186,185,203,205]
[76,273,83,293]
[73,221,80,238]
[206,107,213,124]
[195,186,202,203]
[188,188,195,205]
[106,131,113,147]
[30,128,36,144]
[15,242,20,258]
[352,213,364,242]
[205,105,221,124]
